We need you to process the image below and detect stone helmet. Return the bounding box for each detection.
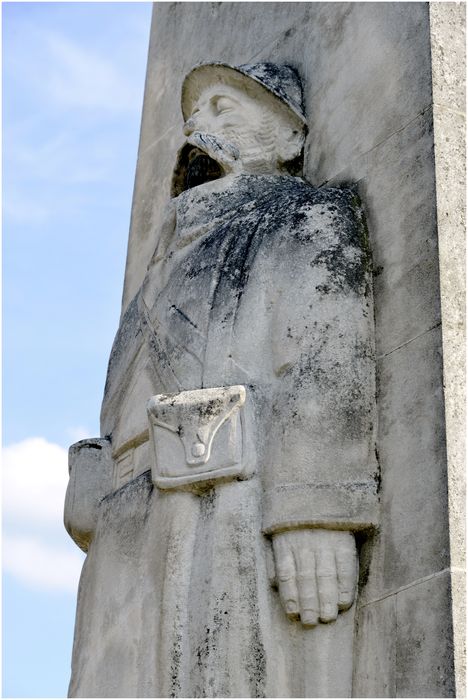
[181,62,307,130]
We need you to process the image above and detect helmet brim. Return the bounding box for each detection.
[181,62,307,127]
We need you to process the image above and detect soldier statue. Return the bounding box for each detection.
[65,63,378,698]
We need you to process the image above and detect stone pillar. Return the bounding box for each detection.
[121,4,464,695]
[68,3,465,696]
[429,3,466,695]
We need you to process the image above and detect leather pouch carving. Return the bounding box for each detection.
[147,385,253,489]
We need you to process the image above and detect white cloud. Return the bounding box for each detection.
[3,437,86,593]
[3,534,84,594]
[3,437,69,527]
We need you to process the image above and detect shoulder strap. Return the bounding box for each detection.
[137,292,182,393]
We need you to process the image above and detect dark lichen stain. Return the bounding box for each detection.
[104,174,374,411]
[373,446,382,496]
[309,192,372,298]
[167,176,363,329]
[198,396,229,420]
[373,264,384,277]
[193,591,231,698]
[172,180,370,367]
[230,520,266,697]
[355,529,375,593]
[199,487,217,520]
[170,622,183,698]
[98,170,377,697]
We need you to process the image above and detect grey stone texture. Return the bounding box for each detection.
[64,438,113,553]
[69,165,378,694]
[66,2,464,697]
[119,6,462,692]
[429,3,466,695]
[354,570,456,697]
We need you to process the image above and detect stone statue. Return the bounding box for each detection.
[65,62,378,698]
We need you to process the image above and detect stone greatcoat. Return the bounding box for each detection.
[67,172,378,698]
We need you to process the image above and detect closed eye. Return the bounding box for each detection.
[213,96,235,115]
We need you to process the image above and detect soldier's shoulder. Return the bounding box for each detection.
[271,181,362,245]
[266,182,371,297]
[280,179,360,214]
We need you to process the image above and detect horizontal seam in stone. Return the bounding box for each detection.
[317,105,433,187]
[360,104,433,157]
[377,321,441,360]
[433,102,466,119]
[358,566,461,607]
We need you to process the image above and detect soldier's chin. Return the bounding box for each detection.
[170,132,240,196]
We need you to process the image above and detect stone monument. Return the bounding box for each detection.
[65,4,465,698]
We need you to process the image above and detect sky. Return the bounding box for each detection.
[3,3,153,696]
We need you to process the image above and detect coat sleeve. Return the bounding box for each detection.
[261,189,380,535]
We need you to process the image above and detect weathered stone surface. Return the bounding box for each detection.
[353,596,397,697]
[354,571,456,698]
[367,326,450,595]
[121,126,181,314]
[253,3,434,186]
[430,3,466,115]
[68,473,154,698]
[362,111,442,357]
[67,57,378,697]
[64,438,113,552]
[449,567,466,697]
[122,3,436,310]
[147,385,252,489]
[395,572,455,697]
[137,4,312,154]
[65,3,463,697]
[429,4,466,695]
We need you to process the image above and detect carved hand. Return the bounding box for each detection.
[272,529,358,626]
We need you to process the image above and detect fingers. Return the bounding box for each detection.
[336,544,358,611]
[316,549,339,622]
[273,530,358,628]
[295,549,319,626]
[273,539,299,618]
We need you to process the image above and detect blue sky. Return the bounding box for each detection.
[3,3,152,696]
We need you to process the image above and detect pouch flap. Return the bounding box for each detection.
[147,385,245,466]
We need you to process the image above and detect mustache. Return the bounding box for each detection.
[185,132,240,169]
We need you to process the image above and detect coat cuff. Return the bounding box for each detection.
[262,481,380,535]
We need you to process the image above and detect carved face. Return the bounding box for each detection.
[183,82,303,177]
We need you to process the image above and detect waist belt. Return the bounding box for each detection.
[147,384,254,490]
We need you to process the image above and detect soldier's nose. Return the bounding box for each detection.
[183,118,196,136]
